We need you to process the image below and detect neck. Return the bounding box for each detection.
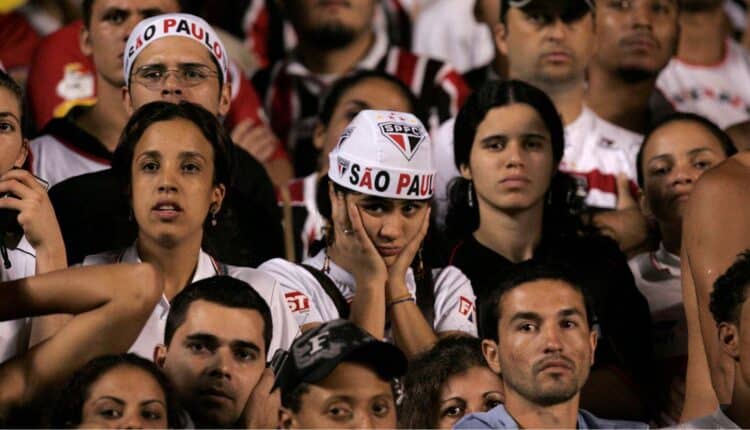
[136,232,203,300]
[678,8,727,65]
[76,74,129,152]
[473,199,544,263]
[659,221,681,256]
[296,30,375,75]
[726,374,750,428]
[505,393,580,429]
[526,78,585,125]
[586,61,655,134]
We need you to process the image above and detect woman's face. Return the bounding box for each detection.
[437,366,504,429]
[460,103,555,214]
[314,78,413,171]
[131,118,225,248]
[640,120,730,226]
[79,365,168,429]
[0,87,28,174]
[336,190,429,267]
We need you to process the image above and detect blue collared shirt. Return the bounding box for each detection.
[454,404,648,429]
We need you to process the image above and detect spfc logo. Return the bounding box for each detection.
[337,157,350,178]
[379,122,425,161]
[337,127,353,149]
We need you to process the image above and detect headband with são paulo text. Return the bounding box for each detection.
[328,110,436,200]
[123,13,228,86]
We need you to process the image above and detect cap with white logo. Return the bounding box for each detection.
[327,110,435,200]
[123,13,228,86]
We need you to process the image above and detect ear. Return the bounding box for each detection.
[218,81,232,117]
[122,86,135,117]
[494,22,508,57]
[13,138,29,168]
[718,322,740,360]
[313,122,327,151]
[588,329,598,366]
[638,191,653,218]
[211,183,227,215]
[482,339,502,374]
[279,407,297,429]
[459,163,472,181]
[80,24,93,57]
[154,344,168,368]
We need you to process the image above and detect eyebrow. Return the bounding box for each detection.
[509,311,541,324]
[440,397,468,405]
[95,396,125,405]
[135,150,209,161]
[0,112,20,123]
[230,340,261,354]
[185,332,219,346]
[648,147,716,163]
[559,308,585,319]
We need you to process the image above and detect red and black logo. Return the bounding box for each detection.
[379,122,425,161]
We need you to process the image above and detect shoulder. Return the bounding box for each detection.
[81,249,122,266]
[579,409,648,429]
[687,155,750,212]
[454,405,512,429]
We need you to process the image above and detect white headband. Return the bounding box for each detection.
[123,13,228,86]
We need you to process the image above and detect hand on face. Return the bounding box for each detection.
[386,206,430,289]
[239,367,281,429]
[330,191,388,287]
[0,169,62,251]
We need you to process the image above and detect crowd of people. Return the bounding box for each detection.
[1,0,750,428]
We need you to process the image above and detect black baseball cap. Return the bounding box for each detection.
[501,0,594,23]
[273,319,407,394]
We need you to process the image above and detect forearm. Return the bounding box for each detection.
[350,279,386,339]
[387,279,436,359]
[33,235,68,275]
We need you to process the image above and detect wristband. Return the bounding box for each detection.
[387,295,415,308]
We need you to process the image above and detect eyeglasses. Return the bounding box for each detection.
[131,64,218,89]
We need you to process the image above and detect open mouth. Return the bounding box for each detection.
[152,202,183,220]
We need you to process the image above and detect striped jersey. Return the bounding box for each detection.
[252,29,470,176]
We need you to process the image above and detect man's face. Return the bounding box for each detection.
[124,37,231,116]
[81,0,180,87]
[497,5,595,88]
[593,0,678,81]
[156,300,267,427]
[283,362,397,429]
[283,0,376,49]
[486,279,597,407]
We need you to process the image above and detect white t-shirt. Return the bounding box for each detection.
[259,251,478,336]
[657,38,750,129]
[29,133,109,188]
[82,243,300,360]
[431,107,642,216]
[0,237,36,363]
[628,243,686,360]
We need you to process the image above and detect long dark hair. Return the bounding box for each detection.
[398,336,498,429]
[445,80,583,240]
[50,353,184,428]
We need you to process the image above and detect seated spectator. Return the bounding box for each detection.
[455,262,647,429]
[275,319,406,429]
[277,70,419,261]
[81,101,298,359]
[0,263,162,425]
[50,353,183,428]
[261,109,476,358]
[445,80,654,420]
[657,0,750,149]
[0,70,67,359]
[678,250,750,429]
[629,113,737,425]
[48,12,284,267]
[252,0,468,177]
[399,335,503,429]
[155,276,278,428]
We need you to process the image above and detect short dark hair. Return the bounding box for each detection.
[399,336,496,428]
[636,112,737,188]
[710,250,750,325]
[0,69,25,137]
[318,70,421,126]
[82,0,185,27]
[112,101,232,201]
[165,275,273,353]
[480,261,595,341]
[50,353,184,428]
[281,382,310,413]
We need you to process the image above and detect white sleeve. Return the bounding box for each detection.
[431,266,478,336]
[258,258,328,328]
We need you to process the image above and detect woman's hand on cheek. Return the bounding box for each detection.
[330,192,388,287]
[386,206,430,289]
